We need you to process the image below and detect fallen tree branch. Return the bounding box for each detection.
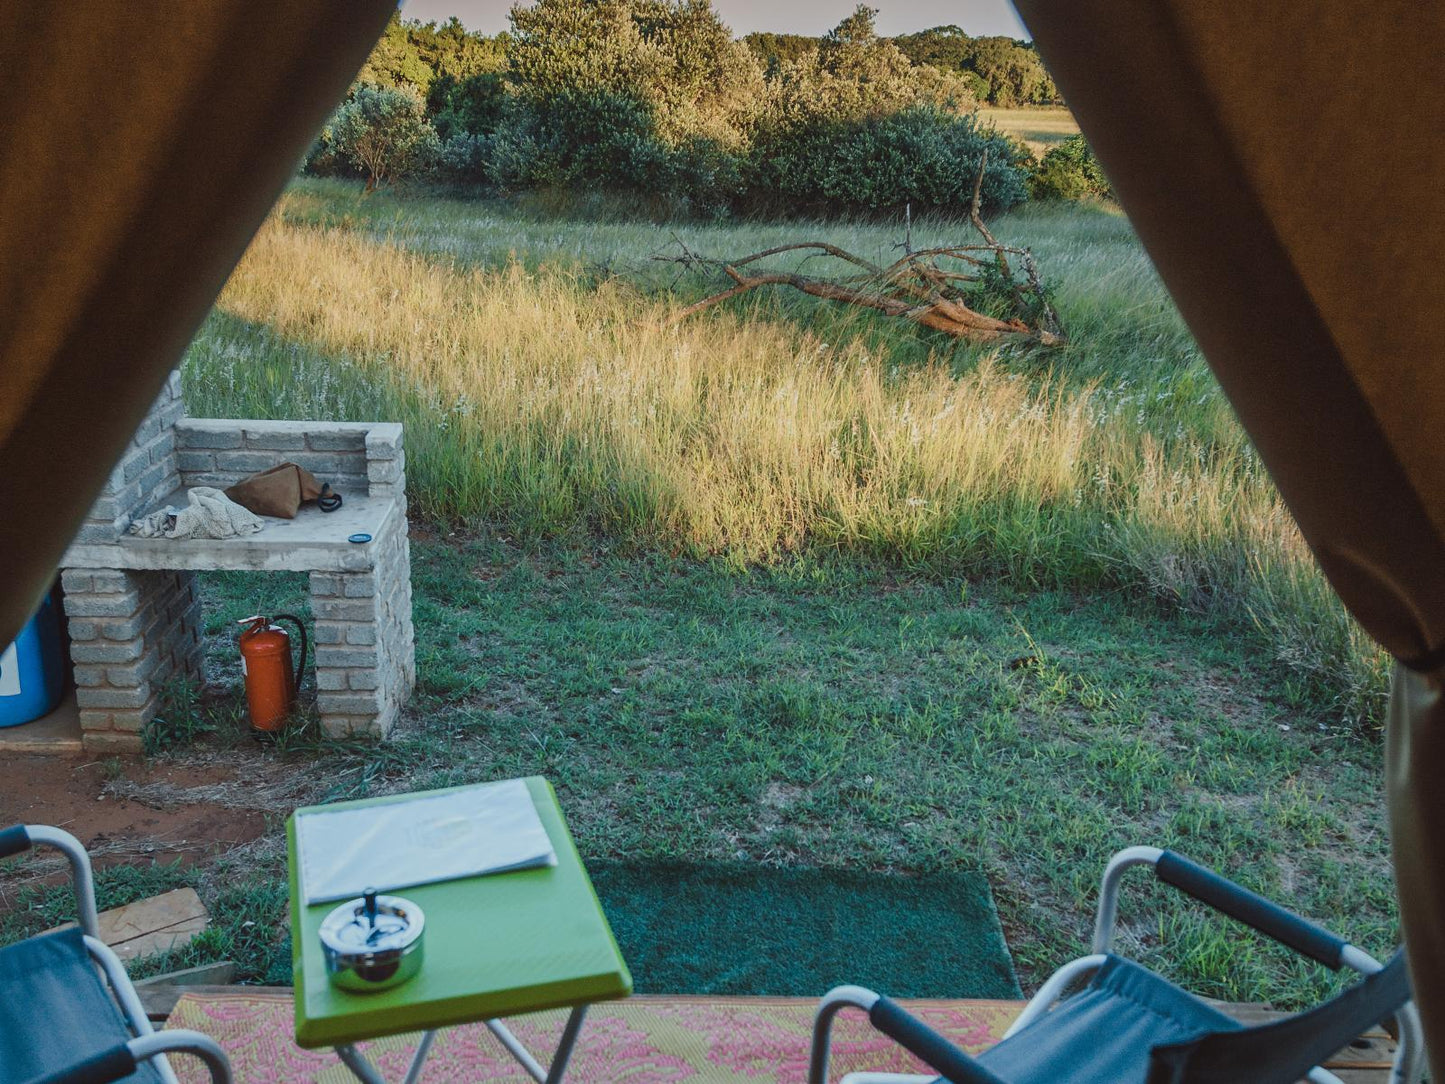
[671,266,1046,340]
[656,199,1065,346]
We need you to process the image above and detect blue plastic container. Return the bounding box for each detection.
[0,591,65,727]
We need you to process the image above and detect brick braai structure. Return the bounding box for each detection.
[59,373,415,750]
[57,569,203,751]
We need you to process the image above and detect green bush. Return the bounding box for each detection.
[507,0,761,150]
[757,6,977,130]
[330,84,440,190]
[668,136,748,219]
[1031,134,1112,201]
[732,9,1020,218]
[326,1,1035,219]
[489,92,671,191]
[893,28,1060,107]
[755,107,1028,216]
[427,71,507,141]
[302,121,354,179]
[487,91,746,217]
[487,97,1028,219]
[434,131,490,187]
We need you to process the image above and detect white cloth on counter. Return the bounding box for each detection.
[127,487,264,540]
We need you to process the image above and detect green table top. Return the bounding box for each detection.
[287,777,631,1049]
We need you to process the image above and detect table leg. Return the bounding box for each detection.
[335,1043,389,1084]
[403,1031,437,1084]
[546,1005,588,1084]
[486,1005,590,1084]
[333,1030,436,1084]
[486,1019,548,1081]
[331,1007,588,1084]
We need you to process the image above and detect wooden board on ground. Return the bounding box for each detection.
[45,886,208,962]
[136,960,236,988]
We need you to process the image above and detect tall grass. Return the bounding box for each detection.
[185,184,1388,723]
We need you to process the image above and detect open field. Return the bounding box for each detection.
[0,179,1396,1012]
[0,537,1395,1009]
[979,106,1081,157]
[188,180,1387,724]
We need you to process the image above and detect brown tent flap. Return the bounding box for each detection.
[0,1,394,642]
[5,0,1445,1068]
[1014,0,1445,1069]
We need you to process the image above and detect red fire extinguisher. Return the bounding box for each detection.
[237,614,308,733]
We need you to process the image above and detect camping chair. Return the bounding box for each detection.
[808,846,1424,1084]
[0,824,231,1084]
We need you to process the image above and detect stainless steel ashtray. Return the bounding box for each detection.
[319,888,425,993]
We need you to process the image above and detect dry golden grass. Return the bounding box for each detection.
[979,106,1081,158]
[190,202,1387,723]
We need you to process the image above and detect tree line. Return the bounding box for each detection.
[749,25,1058,107]
[309,2,1109,218]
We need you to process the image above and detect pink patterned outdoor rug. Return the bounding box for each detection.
[167,992,1022,1083]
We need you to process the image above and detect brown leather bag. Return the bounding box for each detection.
[224,463,323,519]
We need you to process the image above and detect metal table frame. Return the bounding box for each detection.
[333,1006,589,1084]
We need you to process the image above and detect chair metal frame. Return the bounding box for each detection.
[810,845,1424,1084]
[3,824,232,1084]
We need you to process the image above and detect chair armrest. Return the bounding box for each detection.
[130,1032,232,1084]
[4,825,100,938]
[22,1032,232,1084]
[867,998,1010,1084]
[1155,850,1348,969]
[0,823,31,858]
[1092,846,1349,970]
[1149,949,1414,1084]
[809,986,1008,1084]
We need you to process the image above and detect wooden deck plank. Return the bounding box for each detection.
[45,886,209,962]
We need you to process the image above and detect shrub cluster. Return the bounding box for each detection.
[754,108,1027,216]
[326,84,439,192]
[311,2,1094,218]
[1030,134,1112,201]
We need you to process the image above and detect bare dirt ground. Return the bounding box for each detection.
[1,752,281,872]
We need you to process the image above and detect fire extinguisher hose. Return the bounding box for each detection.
[271,613,310,692]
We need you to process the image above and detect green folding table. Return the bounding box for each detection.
[287,776,632,1084]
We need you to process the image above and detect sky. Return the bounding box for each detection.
[397,0,1030,39]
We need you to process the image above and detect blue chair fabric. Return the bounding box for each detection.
[1149,949,1411,1084]
[0,927,160,1084]
[885,949,1411,1084]
[964,955,1241,1084]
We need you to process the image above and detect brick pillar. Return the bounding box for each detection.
[366,424,414,697]
[309,513,414,738]
[61,568,203,752]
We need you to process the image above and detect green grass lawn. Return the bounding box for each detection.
[3,533,1392,1010]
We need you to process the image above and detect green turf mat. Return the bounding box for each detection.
[589,862,1020,999]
